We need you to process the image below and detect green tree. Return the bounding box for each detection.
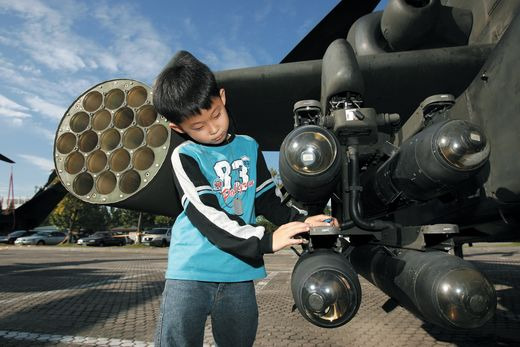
[269,168,282,188]
[109,208,156,230]
[154,215,174,227]
[48,194,110,242]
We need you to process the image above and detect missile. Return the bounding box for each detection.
[291,249,362,328]
[349,244,496,329]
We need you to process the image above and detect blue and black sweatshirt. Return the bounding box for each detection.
[166,134,302,282]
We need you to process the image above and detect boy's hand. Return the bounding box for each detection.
[304,214,339,228]
[272,222,310,253]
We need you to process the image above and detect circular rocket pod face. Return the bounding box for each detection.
[54,79,171,204]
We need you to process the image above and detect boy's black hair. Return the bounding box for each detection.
[153,51,219,124]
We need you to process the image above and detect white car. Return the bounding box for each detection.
[15,231,66,245]
[141,228,171,247]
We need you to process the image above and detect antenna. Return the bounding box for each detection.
[6,166,14,211]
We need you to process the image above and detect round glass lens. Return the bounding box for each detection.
[286,131,336,175]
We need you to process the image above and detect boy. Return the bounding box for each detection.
[153,51,336,347]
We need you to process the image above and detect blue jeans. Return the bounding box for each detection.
[154,279,258,347]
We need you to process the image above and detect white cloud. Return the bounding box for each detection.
[0,56,80,102]
[0,0,61,24]
[0,33,16,46]
[4,0,172,80]
[202,42,258,70]
[60,78,99,98]
[30,125,55,141]
[19,64,42,75]
[24,95,65,120]
[97,53,119,73]
[0,94,28,111]
[183,17,198,40]
[0,0,174,104]
[0,107,31,119]
[18,21,95,72]
[0,116,25,127]
[92,2,172,80]
[0,0,90,72]
[255,1,273,22]
[297,18,314,37]
[19,154,54,171]
[226,15,244,42]
[0,1,121,74]
[0,94,31,125]
[0,94,57,140]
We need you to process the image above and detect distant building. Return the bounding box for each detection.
[0,196,32,210]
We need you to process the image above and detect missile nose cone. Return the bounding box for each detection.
[308,292,326,312]
[469,294,488,314]
[291,250,362,328]
[436,267,496,329]
[435,120,490,170]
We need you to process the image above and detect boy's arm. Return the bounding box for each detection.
[255,147,306,225]
[171,148,272,267]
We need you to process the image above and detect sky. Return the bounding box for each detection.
[0,0,385,198]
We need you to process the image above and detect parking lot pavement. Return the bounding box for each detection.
[0,244,519,346]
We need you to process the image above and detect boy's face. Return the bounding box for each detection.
[169,88,230,145]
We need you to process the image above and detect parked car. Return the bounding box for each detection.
[142,228,171,247]
[111,232,132,245]
[0,230,35,244]
[32,225,60,232]
[14,231,66,245]
[112,227,138,243]
[77,231,126,246]
[123,235,135,245]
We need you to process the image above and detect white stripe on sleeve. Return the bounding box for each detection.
[172,146,264,240]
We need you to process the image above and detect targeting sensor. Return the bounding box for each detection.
[279,125,341,203]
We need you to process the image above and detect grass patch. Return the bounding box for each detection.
[57,243,81,247]
[123,243,150,248]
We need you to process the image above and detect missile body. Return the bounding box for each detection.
[350,244,496,329]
